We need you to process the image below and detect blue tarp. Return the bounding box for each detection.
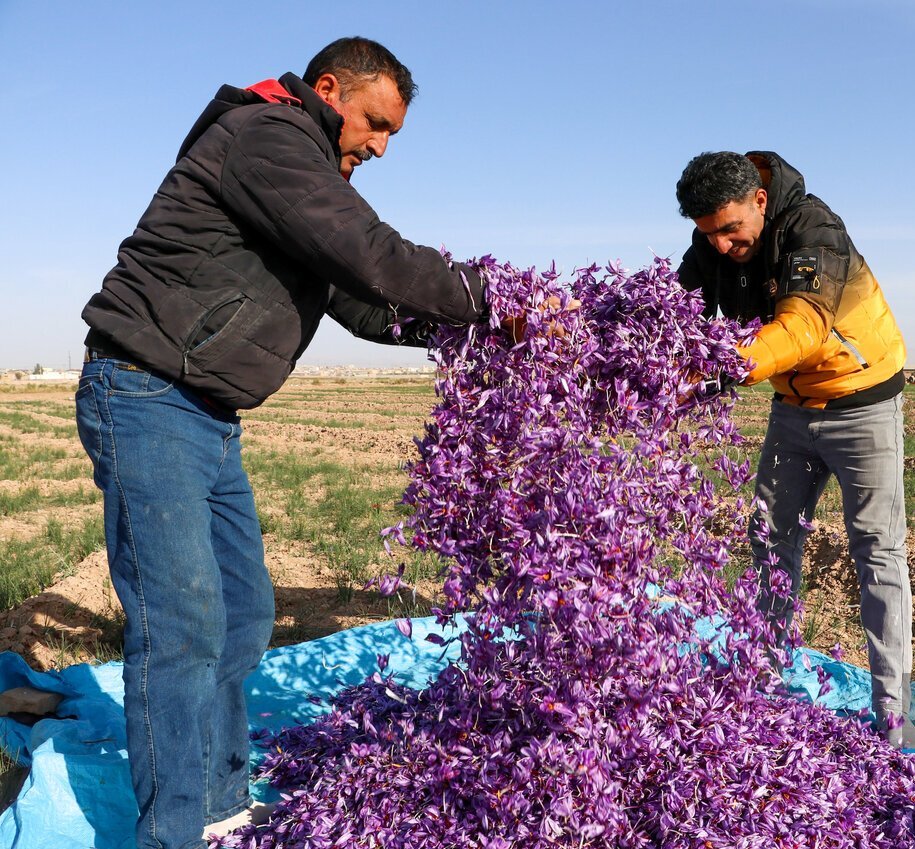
[0,617,464,849]
[0,615,901,849]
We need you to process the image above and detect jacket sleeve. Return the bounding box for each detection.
[739,207,851,384]
[325,285,433,348]
[219,108,486,325]
[737,297,829,384]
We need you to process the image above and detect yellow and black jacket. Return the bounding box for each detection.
[677,151,905,409]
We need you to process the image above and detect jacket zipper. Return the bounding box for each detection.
[831,328,869,369]
[181,294,247,377]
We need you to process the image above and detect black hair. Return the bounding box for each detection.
[676,151,762,219]
[303,36,417,105]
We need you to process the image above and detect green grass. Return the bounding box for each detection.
[0,379,911,653]
[4,400,76,420]
[0,485,44,515]
[0,752,27,812]
[247,448,437,605]
[280,382,435,396]
[0,485,99,516]
[0,409,76,439]
[0,441,89,483]
[246,414,371,429]
[0,515,105,610]
[0,382,77,395]
[0,392,103,616]
[249,403,428,421]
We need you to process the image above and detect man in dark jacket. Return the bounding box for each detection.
[676,150,912,748]
[76,38,489,849]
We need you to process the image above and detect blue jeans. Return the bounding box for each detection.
[752,395,912,727]
[76,358,275,849]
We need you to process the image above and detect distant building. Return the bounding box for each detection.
[290,364,435,379]
[28,369,81,382]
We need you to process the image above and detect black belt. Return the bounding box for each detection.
[84,347,139,364]
[84,332,141,365]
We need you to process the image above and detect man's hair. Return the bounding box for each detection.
[303,36,417,105]
[676,151,762,219]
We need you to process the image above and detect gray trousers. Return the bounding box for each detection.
[752,394,912,720]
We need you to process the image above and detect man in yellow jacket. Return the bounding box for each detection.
[676,150,912,747]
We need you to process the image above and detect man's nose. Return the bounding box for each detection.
[710,234,731,255]
[367,133,389,158]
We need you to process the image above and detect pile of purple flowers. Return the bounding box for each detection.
[214,258,915,849]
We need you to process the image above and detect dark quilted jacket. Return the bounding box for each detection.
[82,73,486,409]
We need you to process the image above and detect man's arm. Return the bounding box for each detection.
[220,108,485,325]
[738,297,830,384]
[739,212,850,384]
[325,286,433,348]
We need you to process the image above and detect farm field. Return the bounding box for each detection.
[1,377,914,676]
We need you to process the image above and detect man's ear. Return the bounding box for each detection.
[312,73,342,107]
[755,188,768,216]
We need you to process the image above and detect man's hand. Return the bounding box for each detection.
[698,373,739,397]
[502,296,581,343]
[681,371,739,403]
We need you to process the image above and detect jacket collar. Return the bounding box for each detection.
[176,73,345,165]
[745,150,807,223]
[277,72,344,156]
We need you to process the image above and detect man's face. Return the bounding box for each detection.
[313,73,407,181]
[693,189,768,263]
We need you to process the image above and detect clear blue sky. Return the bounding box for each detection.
[1,0,913,369]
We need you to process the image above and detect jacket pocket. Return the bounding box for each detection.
[830,328,869,369]
[182,294,255,373]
